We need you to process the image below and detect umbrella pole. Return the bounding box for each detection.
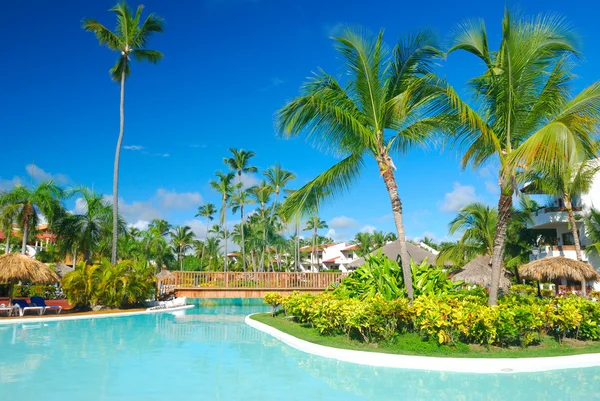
[581,278,586,297]
[537,281,542,298]
[8,281,13,305]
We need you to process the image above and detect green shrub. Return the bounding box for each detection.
[263,292,283,316]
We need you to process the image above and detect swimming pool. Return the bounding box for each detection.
[2,301,599,400]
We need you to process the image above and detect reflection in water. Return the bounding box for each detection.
[1,305,600,401]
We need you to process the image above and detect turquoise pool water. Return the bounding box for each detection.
[1,301,600,400]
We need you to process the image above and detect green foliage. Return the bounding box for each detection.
[263,292,283,316]
[411,259,460,296]
[62,260,155,308]
[13,284,63,300]
[271,291,600,348]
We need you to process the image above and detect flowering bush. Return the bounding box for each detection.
[267,291,600,347]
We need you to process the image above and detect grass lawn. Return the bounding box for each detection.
[250,313,600,358]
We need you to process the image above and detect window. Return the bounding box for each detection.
[562,232,575,246]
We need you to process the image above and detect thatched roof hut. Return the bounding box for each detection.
[53,263,74,279]
[451,255,511,290]
[519,257,600,283]
[0,253,60,304]
[155,268,173,279]
[346,241,440,269]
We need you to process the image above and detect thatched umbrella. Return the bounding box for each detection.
[0,253,60,304]
[451,255,511,291]
[519,257,599,295]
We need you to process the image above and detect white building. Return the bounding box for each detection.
[299,243,360,272]
[525,164,600,290]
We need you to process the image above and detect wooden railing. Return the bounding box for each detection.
[157,271,346,295]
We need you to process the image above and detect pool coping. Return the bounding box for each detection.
[0,304,195,325]
[245,314,600,374]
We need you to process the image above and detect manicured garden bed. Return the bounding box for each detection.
[250,312,600,358]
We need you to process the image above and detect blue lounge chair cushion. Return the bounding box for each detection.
[30,296,60,309]
[12,299,30,309]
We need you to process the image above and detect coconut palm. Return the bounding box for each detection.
[210,171,237,271]
[149,219,171,237]
[0,181,64,255]
[446,11,600,304]
[195,203,217,269]
[351,232,373,256]
[0,204,19,254]
[304,217,328,272]
[264,163,296,219]
[584,209,600,258]
[54,186,115,264]
[249,182,274,271]
[277,29,449,299]
[170,225,194,271]
[224,149,257,271]
[230,191,254,271]
[83,2,164,265]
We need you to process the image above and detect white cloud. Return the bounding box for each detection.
[360,225,376,233]
[74,198,88,214]
[0,176,21,191]
[184,219,209,239]
[440,183,480,212]
[124,145,145,151]
[25,164,69,184]
[325,228,346,242]
[239,173,260,189]
[328,216,358,230]
[156,188,202,210]
[130,220,150,231]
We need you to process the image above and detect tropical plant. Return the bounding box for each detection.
[195,203,217,269]
[411,259,460,296]
[351,232,374,256]
[304,216,328,272]
[334,253,404,300]
[170,225,194,271]
[230,190,254,271]
[0,204,19,254]
[584,209,600,258]
[277,28,449,299]
[0,181,64,255]
[446,10,600,304]
[83,2,164,264]
[210,171,237,271]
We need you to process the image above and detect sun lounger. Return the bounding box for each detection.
[30,296,62,314]
[0,304,18,316]
[12,299,45,316]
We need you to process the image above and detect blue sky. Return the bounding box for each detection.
[2,0,600,244]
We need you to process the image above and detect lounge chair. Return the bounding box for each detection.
[12,299,45,316]
[0,304,18,317]
[30,296,62,314]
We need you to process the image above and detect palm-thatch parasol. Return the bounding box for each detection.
[451,255,511,291]
[519,256,600,283]
[0,253,60,304]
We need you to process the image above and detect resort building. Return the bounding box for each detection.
[0,223,56,257]
[299,243,360,272]
[524,163,600,289]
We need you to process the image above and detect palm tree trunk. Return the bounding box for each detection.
[179,247,183,271]
[5,234,10,254]
[201,216,209,270]
[488,191,513,306]
[73,248,77,268]
[313,226,317,272]
[21,219,29,255]
[240,204,246,272]
[111,69,126,266]
[379,158,413,300]
[223,202,228,272]
[564,195,586,296]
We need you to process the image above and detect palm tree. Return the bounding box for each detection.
[195,203,217,269]
[584,209,600,259]
[264,163,296,219]
[446,11,600,304]
[0,181,64,255]
[224,149,257,271]
[230,191,254,271]
[0,204,19,254]
[249,182,274,271]
[351,231,373,256]
[170,225,194,271]
[277,29,447,299]
[437,203,498,266]
[304,217,328,272]
[55,186,115,263]
[83,2,164,265]
[149,219,171,237]
[210,171,237,271]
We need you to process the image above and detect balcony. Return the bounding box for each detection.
[530,245,588,262]
[529,206,582,229]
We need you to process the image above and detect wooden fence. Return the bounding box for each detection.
[157,271,346,296]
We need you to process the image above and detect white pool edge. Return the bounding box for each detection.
[245,314,600,374]
[0,304,195,325]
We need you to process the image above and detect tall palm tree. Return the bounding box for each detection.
[83,2,164,265]
[170,225,194,271]
[210,171,237,271]
[230,190,254,271]
[224,149,257,271]
[149,219,171,237]
[304,217,328,272]
[0,204,19,254]
[584,209,600,259]
[0,181,64,255]
[351,231,373,256]
[264,163,296,219]
[195,203,217,269]
[446,11,600,304]
[55,186,115,263]
[249,182,274,271]
[277,29,447,299]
